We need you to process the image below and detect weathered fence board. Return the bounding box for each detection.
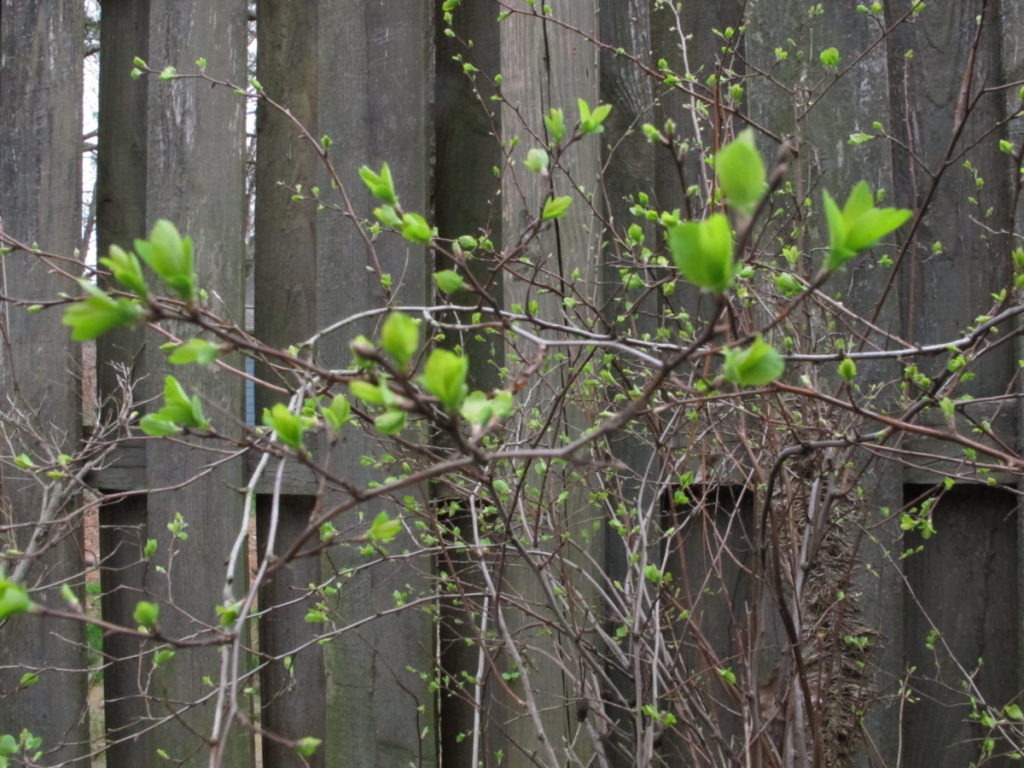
[253,2,326,766]
[95,1,250,764]
[314,2,436,765]
[0,1,88,763]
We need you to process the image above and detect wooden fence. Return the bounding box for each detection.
[0,0,1022,766]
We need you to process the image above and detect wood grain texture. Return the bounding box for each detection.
[434,3,505,765]
[253,2,325,765]
[316,1,435,765]
[498,4,604,766]
[903,486,1018,768]
[96,0,251,764]
[0,0,88,763]
[744,2,907,764]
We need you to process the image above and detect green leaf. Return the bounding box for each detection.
[544,108,566,144]
[133,600,159,629]
[823,182,911,270]
[844,207,912,252]
[716,667,737,685]
[434,269,464,294]
[358,163,398,206]
[134,220,196,302]
[368,511,401,543]
[167,338,219,365]
[774,272,803,297]
[715,129,765,213]
[262,403,306,452]
[842,180,875,222]
[153,649,176,667]
[380,311,420,370]
[578,98,611,134]
[323,394,351,435]
[139,415,181,437]
[490,390,514,418]
[0,580,32,620]
[62,282,144,341]
[722,336,785,386]
[460,391,494,427]
[373,204,402,228]
[349,379,386,405]
[295,737,322,757]
[144,539,158,559]
[838,357,857,383]
[19,672,39,687]
[140,375,209,434]
[1005,703,1024,721]
[822,191,852,269]
[100,244,149,298]
[524,148,549,173]
[422,348,469,411]
[165,375,209,428]
[216,601,241,627]
[668,213,734,293]
[374,409,406,434]
[60,583,79,607]
[401,212,434,244]
[819,46,840,71]
[542,196,573,220]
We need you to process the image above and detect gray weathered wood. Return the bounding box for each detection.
[95,0,252,764]
[0,1,88,762]
[315,2,436,765]
[902,487,1018,768]
[498,5,604,765]
[253,2,325,765]
[744,1,907,763]
[434,3,505,765]
[885,5,1017,764]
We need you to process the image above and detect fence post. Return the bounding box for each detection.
[95,0,251,764]
[0,1,88,763]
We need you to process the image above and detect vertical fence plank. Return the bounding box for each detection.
[597,4,660,763]
[434,4,504,765]
[498,4,603,765]
[744,0,907,763]
[142,2,249,763]
[253,3,326,767]
[903,487,1019,768]
[886,3,1018,762]
[0,1,87,762]
[315,2,435,765]
[95,2,152,763]
[96,0,251,764]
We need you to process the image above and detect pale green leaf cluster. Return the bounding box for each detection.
[134,220,196,302]
[823,181,911,270]
[722,336,785,386]
[139,375,210,436]
[0,579,32,620]
[62,282,144,341]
